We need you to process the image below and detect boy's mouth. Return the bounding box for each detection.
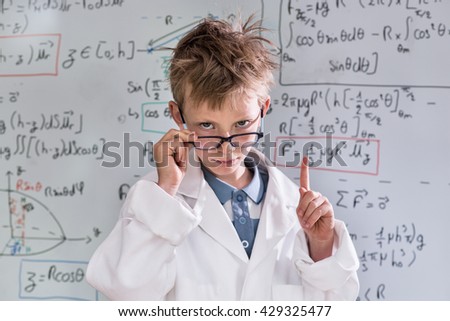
[211,158,240,166]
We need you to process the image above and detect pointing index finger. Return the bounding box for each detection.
[300,156,310,191]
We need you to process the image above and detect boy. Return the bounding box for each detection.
[86,16,359,300]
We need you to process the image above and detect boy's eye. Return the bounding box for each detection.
[199,122,214,130]
[236,120,250,128]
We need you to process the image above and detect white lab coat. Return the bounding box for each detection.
[86,149,359,300]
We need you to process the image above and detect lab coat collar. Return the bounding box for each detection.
[178,149,249,262]
[247,158,299,272]
[200,158,266,205]
[177,149,299,265]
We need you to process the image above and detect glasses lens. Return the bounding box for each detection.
[195,133,261,150]
[231,133,260,148]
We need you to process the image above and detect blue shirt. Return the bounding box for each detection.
[201,157,269,256]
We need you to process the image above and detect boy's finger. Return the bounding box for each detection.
[299,187,308,197]
[175,148,187,168]
[300,156,310,191]
[303,201,330,229]
[173,130,196,147]
[297,190,321,217]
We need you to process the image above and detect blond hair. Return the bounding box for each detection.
[169,15,278,110]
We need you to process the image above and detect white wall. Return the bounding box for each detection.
[0,0,449,300]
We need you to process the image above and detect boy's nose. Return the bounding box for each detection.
[219,140,235,152]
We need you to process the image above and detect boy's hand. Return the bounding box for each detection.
[154,129,196,196]
[296,157,335,261]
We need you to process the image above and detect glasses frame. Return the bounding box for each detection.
[192,131,264,150]
[176,104,265,151]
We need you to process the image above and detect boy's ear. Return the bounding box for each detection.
[169,101,185,130]
[262,97,271,117]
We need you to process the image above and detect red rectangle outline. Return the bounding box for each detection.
[274,135,380,176]
[0,33,61,77]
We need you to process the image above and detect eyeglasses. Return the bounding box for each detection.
[177,104,265,151]
[190,132,264,150]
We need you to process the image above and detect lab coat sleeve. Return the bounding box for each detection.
[86,179,201,300]
[293,219,360,300]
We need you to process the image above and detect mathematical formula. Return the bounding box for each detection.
[280,0,450,87]
[19,259,97,300]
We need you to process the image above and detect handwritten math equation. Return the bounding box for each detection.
[280,0,450,86]
[351,222,426,272]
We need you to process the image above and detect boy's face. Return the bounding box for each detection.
[171,94,269,180]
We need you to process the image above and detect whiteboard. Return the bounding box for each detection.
[0,0,449,300]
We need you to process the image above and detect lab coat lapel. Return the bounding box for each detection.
[195,183,249,263]
[177,150,249,263]
[247,161,299,272]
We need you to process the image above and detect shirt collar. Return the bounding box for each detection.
[201,157,267,205]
